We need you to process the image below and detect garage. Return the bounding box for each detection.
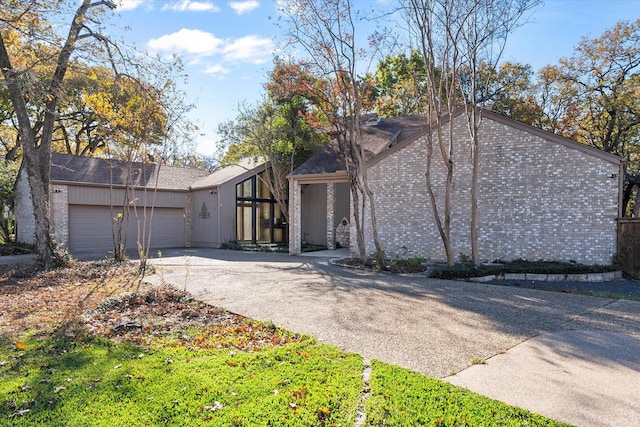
[68,205,185,253]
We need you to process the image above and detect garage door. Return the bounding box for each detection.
[68,205,185,253]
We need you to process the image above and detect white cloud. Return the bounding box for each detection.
[115,0,149,11]
[222,35,275,64]
[229,0,260,15]
[161,1,221,12]
[147,29,223,56]
[204,64,231,79]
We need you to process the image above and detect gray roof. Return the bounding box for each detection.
[189,159,266,190]
[291,109,622,177]
[291,114,427,176]
[50,153,210,191]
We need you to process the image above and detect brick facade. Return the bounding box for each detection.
[326,183,336,250]
[359,113,622,264]
[50,185,69,247]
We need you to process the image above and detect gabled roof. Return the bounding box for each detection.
[291,109,622,177]
[50,153,210,191]
[189,159,266,190]
[291,114,427,176]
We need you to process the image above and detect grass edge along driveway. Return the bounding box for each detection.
[1,332,569,426]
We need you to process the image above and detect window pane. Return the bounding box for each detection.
[256,202,271,242]
[273,206,285,243]
[237,178,253,198]
[258,173,271,199]
[236,202,252,241]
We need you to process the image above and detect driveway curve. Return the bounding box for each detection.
[147,249,640,427]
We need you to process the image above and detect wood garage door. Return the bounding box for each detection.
[68,205,185,253]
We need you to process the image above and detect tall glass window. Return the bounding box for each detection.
[235,171,287,244]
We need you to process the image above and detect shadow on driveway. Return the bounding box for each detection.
[144,248,640,426]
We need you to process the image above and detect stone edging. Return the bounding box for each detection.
[469,271,624,283]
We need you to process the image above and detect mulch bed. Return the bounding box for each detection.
[83,286,297,350]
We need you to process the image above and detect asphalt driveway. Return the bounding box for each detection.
[146,248,640,427]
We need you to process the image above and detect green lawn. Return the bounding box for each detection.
[0,334,571,426]
[366,360,570,426]
[0,336,361,426]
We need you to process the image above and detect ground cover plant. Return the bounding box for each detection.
[366,361,572,427]
[430,259,617,280]
[0,261,570,426]
[0,335,361,426]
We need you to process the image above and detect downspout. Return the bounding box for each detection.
[186,188,192,248]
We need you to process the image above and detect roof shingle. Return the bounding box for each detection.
[50,153,210,191]
[291,114,427,176]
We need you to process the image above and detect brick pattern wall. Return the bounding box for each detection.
[361,114,620,264]
[289,179,302,254]
[50,185,69,248]
[326,183,336,250]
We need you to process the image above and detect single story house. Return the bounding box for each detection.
[15,153,287,255]
[15,108,624,264]
[288,109,624,265]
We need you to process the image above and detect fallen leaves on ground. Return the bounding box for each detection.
[0,260,297,351]
[83,286,296,351]
[0,261,147,337]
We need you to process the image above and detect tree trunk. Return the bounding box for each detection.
[0,0,101,268]
[468,107,481,263]
[349,173,367,262]
[424,120,455,267]
[0,37,60,267]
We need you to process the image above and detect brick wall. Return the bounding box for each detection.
[16,169,71,249]
[361,113,621,265]
[50,185,69,248]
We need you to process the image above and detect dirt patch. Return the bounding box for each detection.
[0,261,147,337]
[82,286,299,350]
[0,261,298,351]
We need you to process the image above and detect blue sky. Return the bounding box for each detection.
[112,0,638,156]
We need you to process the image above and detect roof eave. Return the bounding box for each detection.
[288,171,348,184]
[50,180,190,193]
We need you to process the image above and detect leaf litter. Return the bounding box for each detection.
[0,260,298,351]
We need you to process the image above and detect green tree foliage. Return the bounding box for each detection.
[472,62,543,125]
[217,72,326,223]
[370,50,429,117]
[532,20,640,216]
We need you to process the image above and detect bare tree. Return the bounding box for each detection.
[456,0,540,262]
[280,0,385,265]
[403,0,462,266]
[402,0,537,265]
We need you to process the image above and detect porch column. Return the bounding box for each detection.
[289,178,302,255]
[326,183,336,250]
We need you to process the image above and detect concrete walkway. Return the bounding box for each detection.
[147,248,640,427]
